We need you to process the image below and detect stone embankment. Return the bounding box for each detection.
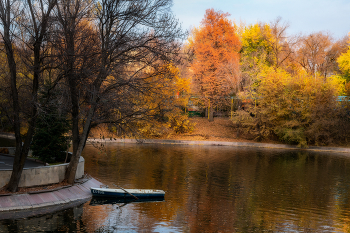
[0,177,102,219]
[0,143,97,218]
[0,153,85,188]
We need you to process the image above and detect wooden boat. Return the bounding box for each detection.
[90,187,165,199]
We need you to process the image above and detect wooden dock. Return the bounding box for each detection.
[0,178,102,219]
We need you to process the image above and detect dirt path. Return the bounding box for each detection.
[165,117,251,142]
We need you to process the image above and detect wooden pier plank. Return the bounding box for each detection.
[2,196,22,208]
[69,185,90,198]
[0,196,13,208]
[56,188,78,201]
[27,194,45,206]
[76,184,90,192]
[81,180,97,190]
[51,190,66,202]
[38,192,60,203]
[12,194,32,207]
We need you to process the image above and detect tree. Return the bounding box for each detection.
[240,23,273,89]
[0,0,57,192]
[53,0,97,184]
[338,34,350,81]
[296,32,334,78]
[266,17,297,70]
[189,8,241,121]
[31,85,70,163]
[54,0,184,184]
[130,63,193,137]
[232,67,349,146]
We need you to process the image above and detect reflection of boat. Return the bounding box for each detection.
[89,196,164,206]
[90,187,165,198]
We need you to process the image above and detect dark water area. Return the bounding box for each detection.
[2,143,350,232]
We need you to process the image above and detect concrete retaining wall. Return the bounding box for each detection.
[0,156,84,188]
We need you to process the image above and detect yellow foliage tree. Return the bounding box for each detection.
[239,23,276,102]
[232,67,349,146]
[241,23,273,63]
[337,33,350,81]
[129,63,194,137]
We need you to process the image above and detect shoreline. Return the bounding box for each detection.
[0,176,102,217]
[87,138,350,154]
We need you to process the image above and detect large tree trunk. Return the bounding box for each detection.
[1,2,26,191]
[64,76,81,184]
[4,34,24,192]
[65,87,100,184]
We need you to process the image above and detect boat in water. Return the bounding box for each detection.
[90,187,165,199]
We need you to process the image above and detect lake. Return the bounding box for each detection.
[1,143,350,232]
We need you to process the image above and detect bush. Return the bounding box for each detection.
[167,112,195,134]
[31,111,70,163]
[232,67,350,147]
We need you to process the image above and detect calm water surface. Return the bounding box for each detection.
[2,143,350,232]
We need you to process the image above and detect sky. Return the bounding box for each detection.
[171,0,350,39]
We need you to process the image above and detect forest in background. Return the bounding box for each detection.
[186,9,350,147]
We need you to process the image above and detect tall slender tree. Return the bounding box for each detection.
[189,9,241,121]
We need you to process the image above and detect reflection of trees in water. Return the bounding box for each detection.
[4,147,350,231]
[82,144,350,232]
[0,205,85,232]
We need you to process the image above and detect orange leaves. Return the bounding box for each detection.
[189,9,241,104]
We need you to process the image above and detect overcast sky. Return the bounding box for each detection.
[171,0,350,39]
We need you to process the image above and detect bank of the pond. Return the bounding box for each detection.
[88,138,350,154]
[0,177,102,217]
[89,117,350,152]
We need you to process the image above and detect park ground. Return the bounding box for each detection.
[90,116,350,147]
[166,117,248,142]
[90,116,284,145]
[163,117,350,147]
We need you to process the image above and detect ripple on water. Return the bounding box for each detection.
[2,144,350,232]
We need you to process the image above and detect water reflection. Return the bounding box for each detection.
[2,143,350,232]
[0,205,85,232]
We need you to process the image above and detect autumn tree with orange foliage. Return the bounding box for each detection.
[189,9,241,121]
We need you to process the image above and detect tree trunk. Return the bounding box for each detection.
[2,11,24,192]
[7,42,41,192]
[69,76,80,157]
[209,108,214,122]
[65,87,99,184]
